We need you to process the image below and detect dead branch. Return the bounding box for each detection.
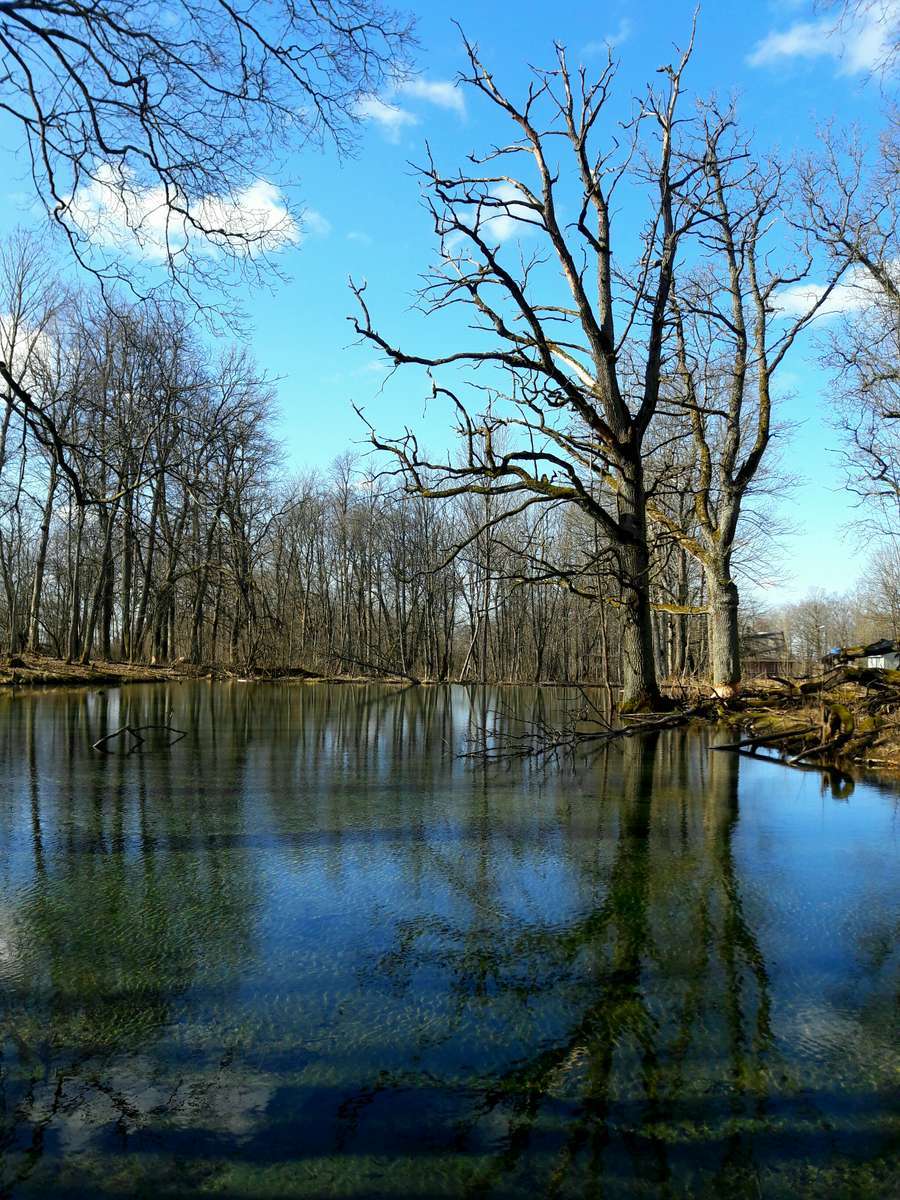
[92,724,186,753]
[712,724,819,752]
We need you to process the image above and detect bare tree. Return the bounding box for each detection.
[352,32,713,711]
[648,110,840,695]
[815,0,900,75]
[0,0,413,303]
[801,120,900,537]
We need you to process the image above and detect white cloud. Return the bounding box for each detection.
[773,262,897,318]
[583,17,633,56]
[774,279,860,317]
[748,1,900,74]
[65,166,301,259]
[484,183,538,243]
[354,95,419,142]
[300,208,331,237]
[355,78,466,141]
[347,230,373,245]
[398,78,466,117]
[359,358,392,375]
[0,315,54,385]
[748,18,832,67]
[840,0,900,72]
[443,182,538,254]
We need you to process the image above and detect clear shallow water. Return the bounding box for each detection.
[0,683,896,1199]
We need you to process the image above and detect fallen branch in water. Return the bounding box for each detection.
[786,737,845,765]
[333,652,421,685]
[92,724,187,754]
[712,725,819,752]
[464,695,708,763]
[462,664,900,772]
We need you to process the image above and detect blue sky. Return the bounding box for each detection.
[1,0,894,605]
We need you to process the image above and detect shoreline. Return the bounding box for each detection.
[0,655,376,690]
[0,656,627,690]
[5,656,900,775]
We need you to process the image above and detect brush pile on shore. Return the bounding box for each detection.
[482,669,900,771]
[722,667,900,770]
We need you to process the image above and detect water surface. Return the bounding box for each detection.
[0,683,897,1198]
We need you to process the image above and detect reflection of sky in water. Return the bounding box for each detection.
[0,683,896,1198]
[733,759,897,1086]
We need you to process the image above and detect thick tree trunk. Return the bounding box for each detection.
[101,552,114,658]
[616,473,661,713]
[119,495,134,659]
[189,585,207,663]
[670,549,689,677]
[132,477,163,660]
[618,540,661,712]
[706,568,741,697]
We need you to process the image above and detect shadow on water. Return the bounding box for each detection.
[0,683,896,1198]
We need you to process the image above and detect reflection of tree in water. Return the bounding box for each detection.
[261,687,896,1199]
[355,728,780,1196]
[0,685,895,1197]
[0,689,261,1196]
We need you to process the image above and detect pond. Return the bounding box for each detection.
[0,683,896,1198]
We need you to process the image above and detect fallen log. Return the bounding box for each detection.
[712,724,819,752]
[787,736,846,765]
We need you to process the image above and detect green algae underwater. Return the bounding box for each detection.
[0,682,896,1198]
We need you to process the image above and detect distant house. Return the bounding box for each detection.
[866,652,900,669]
[740,630,794,678]
[866,650,900,669]
[823,638,900,671]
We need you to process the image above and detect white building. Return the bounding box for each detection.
[865,652,900,669]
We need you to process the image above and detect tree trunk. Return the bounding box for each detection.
[80,503,119,664]
[615,474,661,712]
[618,539,661,712]
[66,503,86,663]
[119,493,134,659]
[27,463,58,652]
[706,567,741,697]
[132,477,163,660]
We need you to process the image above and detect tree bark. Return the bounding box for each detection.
[618,543,662,711]
[66,503,86,663]
[616,476,661,712]
[80,501,119,664]
[27,461,58,652]
[706,568,741,697]
[119,491,134,659]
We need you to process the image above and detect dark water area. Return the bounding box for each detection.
[0,683,896,1198]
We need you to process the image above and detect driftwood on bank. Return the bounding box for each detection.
[717,666,900,772]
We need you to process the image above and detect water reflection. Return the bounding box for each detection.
[0,684,896,1198]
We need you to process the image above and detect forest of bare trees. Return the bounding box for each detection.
[0,240,711,682]
[0,224,895,688]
